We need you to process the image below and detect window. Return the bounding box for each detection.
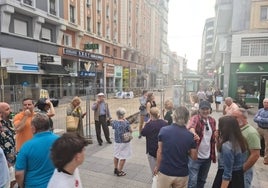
[49,0,56,15]
[70,5,75,23]
[87,17,91,32]
[23,0,32,6]
[106,5,110,18]
[86,0,91,7]
[113,49,117,57]
[97,0,101,13]
[63,34,72,47]
[97,22,101,36]
[94,44,102,53]
[106,26,110,39]
[14,19,27,36]
[241,38,268,56]
[105,46,110,55]
[41,27,51,41]
[261,6,268,20]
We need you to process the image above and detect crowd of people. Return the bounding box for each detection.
[0,87,267,188]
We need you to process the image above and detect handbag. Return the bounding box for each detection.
[66,115,79,131]
[122,132,133,143]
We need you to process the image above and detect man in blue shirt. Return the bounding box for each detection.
[15,113,59,188]
[254,98,268,165]
[154,106,197,188]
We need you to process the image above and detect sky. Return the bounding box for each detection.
[168,0,216,70]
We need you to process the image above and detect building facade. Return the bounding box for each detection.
[0,0,172,102]
[199,17,215,88]
[211,0,268,105]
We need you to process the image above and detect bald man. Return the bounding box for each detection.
[223,97,239,115]
[0,102,16,187]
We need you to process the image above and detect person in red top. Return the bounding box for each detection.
[13,98,35,152]
[187,100,217,188]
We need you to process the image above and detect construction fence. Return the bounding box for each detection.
[1,85,176,136]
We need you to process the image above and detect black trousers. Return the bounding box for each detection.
[95,115,110,144]
[212,169,244,188]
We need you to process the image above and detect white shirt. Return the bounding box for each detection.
[47,168,82,188]
[198,120,212,159]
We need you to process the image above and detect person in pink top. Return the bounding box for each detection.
[223,97,239,115]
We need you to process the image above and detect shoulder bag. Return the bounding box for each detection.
[122,132,133,143]
[66,115,79,131]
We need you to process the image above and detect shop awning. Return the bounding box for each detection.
[40,64,69,75]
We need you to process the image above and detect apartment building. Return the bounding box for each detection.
[212,0,268,105]
[0,0,170,101]
[200,17,215,86]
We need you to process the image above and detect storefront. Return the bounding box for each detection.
[123,67,130,89]
[59,47,104,96]
[114,66,123,92]
[229,63,268,103]
[106,64,115,93]
[0,47,39,102]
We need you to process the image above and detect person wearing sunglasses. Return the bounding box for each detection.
[187,100,217,188]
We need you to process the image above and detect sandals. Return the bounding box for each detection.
[117,171,126,177]
[114,168,118,174]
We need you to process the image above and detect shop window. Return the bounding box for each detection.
[237,75,259,101]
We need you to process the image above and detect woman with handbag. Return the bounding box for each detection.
[111,107,132,177]
[66,96,86,137]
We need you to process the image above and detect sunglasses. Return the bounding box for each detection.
[204,122,209,131]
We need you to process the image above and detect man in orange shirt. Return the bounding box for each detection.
[13,98,35,152]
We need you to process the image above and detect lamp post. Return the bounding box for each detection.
[85,87,93,144]
[84,61,98,144]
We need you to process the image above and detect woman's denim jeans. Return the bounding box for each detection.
[188,158,211,188]
[244,167,253,188]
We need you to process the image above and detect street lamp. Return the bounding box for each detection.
[84,61,98,144]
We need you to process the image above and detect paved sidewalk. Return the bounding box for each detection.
[55,88,268,187]
[79,109,268,188]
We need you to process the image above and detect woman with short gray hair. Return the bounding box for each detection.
[111,107,132,177]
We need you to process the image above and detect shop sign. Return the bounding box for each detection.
[63,48,104,61]
[40,55,54,62]
[115,66,122,77]
[106,65,114,77]
[84,43,99,50]
[79,71,96,77]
